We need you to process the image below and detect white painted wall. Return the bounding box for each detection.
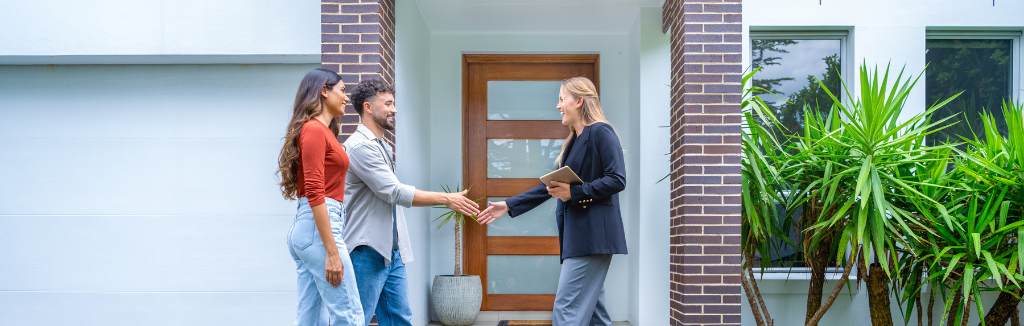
[412,0,661,35]
[395,0,435,324]
[0,63,318,325]
[628,11,644,326]
[741,1,1024,325]
[0,0,319,64]
[426,30,637,321]
[627,6,672,326]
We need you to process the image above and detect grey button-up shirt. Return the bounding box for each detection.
[343,124,416,265]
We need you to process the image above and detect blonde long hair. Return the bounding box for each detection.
[556,77,611,166]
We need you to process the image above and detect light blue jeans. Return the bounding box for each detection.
[289,197,365,326]
[350,246,413,326]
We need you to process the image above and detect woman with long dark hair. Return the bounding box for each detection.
[278,68,364,326]
[476,77,627,326]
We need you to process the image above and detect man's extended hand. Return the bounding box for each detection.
[445,190,480,217]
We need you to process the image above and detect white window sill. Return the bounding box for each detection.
[748,268,860,294]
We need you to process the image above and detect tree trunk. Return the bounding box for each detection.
[866,262,894,326]
[740,268,766,326]
[1011,306,1020,326]
[454,218,462,276]
[805,246,862,326]
[927,289,935,326]
[959,296,971,326]
[858,250,868,286]
[745,253,773,326]
[948,289,963,326]
[805,230,834,326]
[980,289,1023,326]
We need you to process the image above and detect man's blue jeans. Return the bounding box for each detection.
[349,246,413,326]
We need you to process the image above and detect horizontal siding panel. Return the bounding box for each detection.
[0,292,293,326]
[0,64,316,139]
[0,139,295,216]
[0,215,295,292]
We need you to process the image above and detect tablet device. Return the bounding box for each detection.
[540,166,584,187]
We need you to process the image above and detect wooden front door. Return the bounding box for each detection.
[462,54,599,311]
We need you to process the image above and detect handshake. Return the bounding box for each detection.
[438,175,575,225]
[427,188,509,225]
[438,189,481,217]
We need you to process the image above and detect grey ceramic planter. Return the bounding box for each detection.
[431,275,482,326]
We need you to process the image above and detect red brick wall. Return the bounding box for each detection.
[663,0,743,325]
[321,0,396,145]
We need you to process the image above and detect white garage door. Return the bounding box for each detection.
[0,64,319,325]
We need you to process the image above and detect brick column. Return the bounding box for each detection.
[321,0,396,145]
[663,0,743,325]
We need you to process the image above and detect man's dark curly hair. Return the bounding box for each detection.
[350,79,395,116]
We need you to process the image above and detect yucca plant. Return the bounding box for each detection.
[900,157,1021,326]
[781,103,855,326]
[433,184,483,277]
[793,62,960,326]
[740,66,792,326]
[965,100,1024,326]
[903,100,1024,326]
[893,144,956,326]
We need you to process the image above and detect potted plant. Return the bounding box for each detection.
[430,184,483,326]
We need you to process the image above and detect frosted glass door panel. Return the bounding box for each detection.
[487,139,564,178]
[487,255,561,294]
[486,197,558,236]
[487,81,564,120]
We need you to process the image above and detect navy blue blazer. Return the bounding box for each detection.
[505,122,628,261]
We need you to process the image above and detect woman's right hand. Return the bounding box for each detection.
[476,201,510,225]
[325,252,344,287]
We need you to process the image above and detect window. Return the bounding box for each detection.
[750,31,847,141]
[926,32,1021,146]
[749,31,848,271]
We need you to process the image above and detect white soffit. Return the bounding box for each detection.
[413,0,663,34]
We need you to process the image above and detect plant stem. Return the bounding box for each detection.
[959,295,971,326]
[805,220,834,326]
[454,215,462,277]
[948,288,963,326]
[806,246,861,326]
[740,268,767,326]
[745,253,773,326]
[866,262,894,326]
[927,288,935,326]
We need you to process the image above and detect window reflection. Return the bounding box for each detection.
[487,139,564,178]
[487,197,558,236]
[925,39,1013,146]
[488,81,564,120]
[750,39,842,141]
[487,255,561,294]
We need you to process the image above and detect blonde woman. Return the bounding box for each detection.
[477,77,627,326]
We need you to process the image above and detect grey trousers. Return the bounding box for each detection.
[553,254,613,326]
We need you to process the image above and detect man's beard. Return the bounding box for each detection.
[373,111,395,131]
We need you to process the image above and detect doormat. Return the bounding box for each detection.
[497,320,553,326]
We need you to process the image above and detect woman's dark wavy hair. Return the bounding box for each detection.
[277,68,342,200]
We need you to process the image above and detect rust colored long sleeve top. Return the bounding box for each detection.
[296,118,349,207]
